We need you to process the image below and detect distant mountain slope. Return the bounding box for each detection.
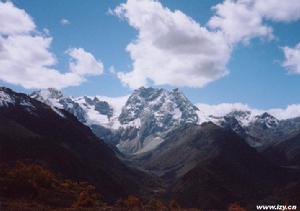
[138,123,293,209]
[217,111,300,150]
[30,87,300,155]
[131,123,286,183]
[0,87,158,202]
[264,131,300,166]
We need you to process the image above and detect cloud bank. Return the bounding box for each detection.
[197,102,300,120]
[0,2,103,89]
[113,0,231,89]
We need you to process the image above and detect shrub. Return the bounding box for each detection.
[228,202,246,211]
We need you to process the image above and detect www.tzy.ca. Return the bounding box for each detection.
[256,205,297,210]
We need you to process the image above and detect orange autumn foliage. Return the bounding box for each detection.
[228,202,246,211]
[0,161,105,209]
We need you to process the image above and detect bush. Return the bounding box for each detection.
[228,202,246,211]
[145,198,168,211]
[72,187,105,208]
[169,199,181,210]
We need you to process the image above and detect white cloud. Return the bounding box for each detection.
[0,1,103,89]
[0,1,35,35]
[209,0,300,44]
[208,0,273,44]
[282,43,300,74]
[268,104,300,120]
[254,0,300,22]
[113,0,231,89]
[60,18,70,26]
[67,48,104,76]
[197,103,259,117]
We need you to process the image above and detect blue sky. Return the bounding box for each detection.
[1,0,300,109]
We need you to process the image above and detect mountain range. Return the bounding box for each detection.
[1,86,300,210]
[30,87,300,154]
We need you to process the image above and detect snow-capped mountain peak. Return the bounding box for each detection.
[225,110,255,126]
[31,88,63,101]
[30,88,64,109]
[0,87,38,115]
[253,112,279,129]
[119,87,198,126]
[0,88,15,107]
[30,88,120,127]
[115,87,200,153]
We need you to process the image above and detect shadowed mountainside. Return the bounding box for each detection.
[0,87,160,204]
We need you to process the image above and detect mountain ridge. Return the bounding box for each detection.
[28,86,300,154]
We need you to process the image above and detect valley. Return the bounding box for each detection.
[1,86,300,210]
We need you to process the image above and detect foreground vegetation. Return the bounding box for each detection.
[0,162,246,211]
